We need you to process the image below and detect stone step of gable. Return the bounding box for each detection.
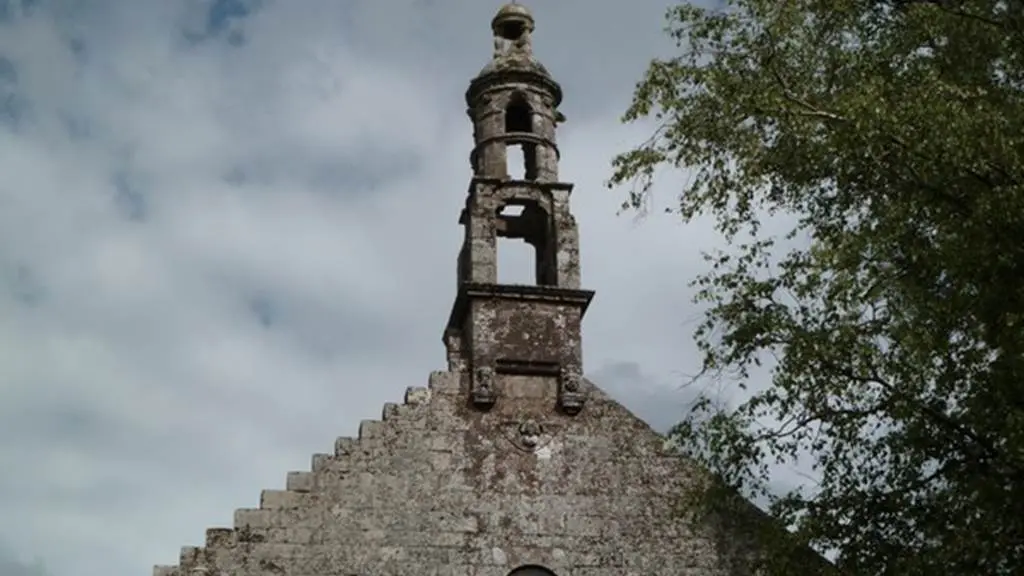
[285,470,314,492]
[404,385,430,405]
[427,370,458,394]
[205,528,235,548]
[334,436,357,457]
[357,418,385,439]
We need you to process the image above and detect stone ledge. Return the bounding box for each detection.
[404,385,430,405]
[205,528,235,548]
[152,565,178,576]
[260,489,309,510]
[311,453,332,472]
[286,471,314,492]
[446,282,594,331]
[358,419,384,439]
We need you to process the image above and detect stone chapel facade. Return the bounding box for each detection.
[152,4,785,575]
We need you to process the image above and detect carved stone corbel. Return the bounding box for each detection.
[558,365,585,415]
[472,364,497,409]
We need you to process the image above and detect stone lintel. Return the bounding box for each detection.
[445,282,594,333]
[469,176,574,195]
[459,179,575,225]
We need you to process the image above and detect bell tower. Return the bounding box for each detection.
[444,2,594,415]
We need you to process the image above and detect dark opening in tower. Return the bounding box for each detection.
[505,97,532,133]
[497,20,527,42]
[505,95,538,180]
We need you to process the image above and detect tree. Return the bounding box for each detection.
[608,1,1024,574]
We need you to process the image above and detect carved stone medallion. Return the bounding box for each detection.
[501,418,558,452]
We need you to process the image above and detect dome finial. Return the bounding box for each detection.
[476,1,554,82]
[492,2,535,42]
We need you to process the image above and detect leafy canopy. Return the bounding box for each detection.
[609,1,1024,574]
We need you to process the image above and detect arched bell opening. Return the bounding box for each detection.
[494,200,555,286]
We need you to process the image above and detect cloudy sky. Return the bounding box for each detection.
[0,1,742,574]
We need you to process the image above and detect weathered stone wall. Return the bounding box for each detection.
[154,371,757,576]
[466,295,584,369]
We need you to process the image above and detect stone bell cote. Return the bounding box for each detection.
[444,2,594,416]
[469,3,562,183]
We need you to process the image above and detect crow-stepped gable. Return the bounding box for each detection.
[150,4,780,576]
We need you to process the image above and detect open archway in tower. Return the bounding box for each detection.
[505,95,532,133]
[507,143,526,180]
[507,143,539,181]
[504,94,539,180]
[495,201,555,286]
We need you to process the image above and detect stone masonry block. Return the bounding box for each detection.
[358,419,384,439]
[152,565,178,576]
[381,402,401,420]
[205,527,235,548]
[404,385,430,405]
[311,453,332,472]
[334,436,357,456]
[286,471,314,493]
[233,508,275,530]
[260,489,308,510]
[428,370,460,394]
[178,546,202,566]
[390,408,430,432]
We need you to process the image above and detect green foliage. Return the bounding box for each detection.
[610,1,1024,574]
